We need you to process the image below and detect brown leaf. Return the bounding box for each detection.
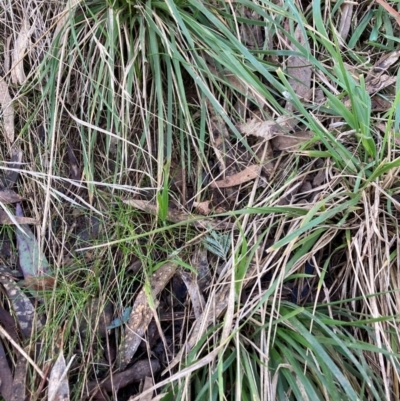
[0,211,38,225]
[48,352,71,401]
[210,165,260,188]
[11,19,31,85]
[117,262,177,369]
[271,131,313,151]
[0,80,14,144]
[123,199,233,230]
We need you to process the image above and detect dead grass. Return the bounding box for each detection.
[1,0,400,400]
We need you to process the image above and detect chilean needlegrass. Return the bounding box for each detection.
[1,0,400,400]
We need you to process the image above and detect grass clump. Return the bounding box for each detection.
[1,0,400,400]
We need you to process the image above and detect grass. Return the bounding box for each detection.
[1,0,400,400]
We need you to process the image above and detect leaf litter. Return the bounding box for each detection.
[1,2,400,400]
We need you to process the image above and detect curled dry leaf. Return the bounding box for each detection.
[0,80,15,143]
[11,18,32,85]
[117,262,177,369]
[124,199,233,230]
[271,131,313,151]
[210,165,260,188]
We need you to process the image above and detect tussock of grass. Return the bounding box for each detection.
[1,0,400,400]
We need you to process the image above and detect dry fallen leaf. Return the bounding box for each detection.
[271,131,313,151]
[0,80,15,144]
[11,18,32,85]
[210,165,260,188]
[118,262,177,369]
